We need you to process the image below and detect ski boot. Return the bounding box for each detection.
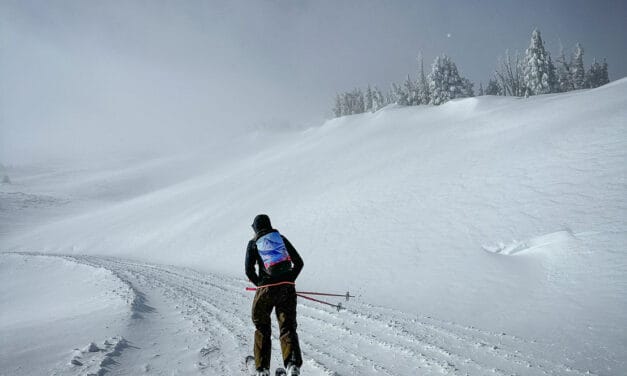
[286,363,300,376]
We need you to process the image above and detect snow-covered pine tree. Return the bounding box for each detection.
[404,75,417,105]
[586,58,610,88]
[333,94,343,117]
[485,78,502,95]
[555,48,572,93]
[586,58,599,88]
[345,91,355,115]
[417,54,430,105]
[353,88,365,114]
[387,84,398,105]
[392,82,409,105]
[601,59,610,86]
[372,86,386,111]
[461,78,475,97]
[428,55,466,105]
[570,43,586,90]
[478,83,484,96]
[340,92,350,115]
[428,56,445,104]
[347,90,355,114]
[365,85,374,112]
[547,54,558,93]
[523,29,551,96]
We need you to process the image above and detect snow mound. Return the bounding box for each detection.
[67,336,129,376]
[483,229,577,255]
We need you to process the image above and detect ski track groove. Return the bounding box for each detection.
[361,303,595,376]
[298,308,461,375]
[98,257,246,375]
[61,255,594,376]
[303,304,522,375]
[312,310,505,375]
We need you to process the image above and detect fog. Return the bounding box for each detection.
[1,0,626,164]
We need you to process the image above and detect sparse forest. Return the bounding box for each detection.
[332,29,610,117]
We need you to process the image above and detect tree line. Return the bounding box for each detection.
[332,29,610,118]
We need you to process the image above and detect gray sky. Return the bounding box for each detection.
[1,0,626,163]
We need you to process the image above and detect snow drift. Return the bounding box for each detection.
[0,254,132,375]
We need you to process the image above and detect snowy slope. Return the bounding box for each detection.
[1,79,626,375]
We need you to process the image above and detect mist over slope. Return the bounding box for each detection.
[2,80,626,373]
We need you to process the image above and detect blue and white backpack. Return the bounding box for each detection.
[256,231,292,276]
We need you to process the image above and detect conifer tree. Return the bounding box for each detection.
[344,91,355,115]
[547,54,558,93]
[372,86,386,111]
[353,88,365,114]
[364,84,372,112]
[392,82,409,105]
[403,75,417,105]
[417,54,430,104]
[555,48,572,93]
[586,59,599,88]
[523,29,551,96]
[333,94,343,117]
[601,59,610,85]
[428,55,466,105]
[570,43,586,90]
[461,78,475,97]
[485,78,502,95]
[586,58,610,88]
[387,84,398,105]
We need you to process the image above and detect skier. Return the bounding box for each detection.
[245,214,304,376]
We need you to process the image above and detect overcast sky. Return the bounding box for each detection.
[1,0,626,163]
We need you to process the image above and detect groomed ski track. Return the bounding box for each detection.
[51,254,592,376]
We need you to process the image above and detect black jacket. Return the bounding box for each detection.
[245,228,304,287]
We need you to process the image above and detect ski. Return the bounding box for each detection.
[275,367,287,376]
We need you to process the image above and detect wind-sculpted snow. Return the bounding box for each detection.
[482,230,577,255]
[51,254,596,375]
[0,253,132,376]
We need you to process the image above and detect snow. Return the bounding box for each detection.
[0,254,131,375]
[1,79,626,375]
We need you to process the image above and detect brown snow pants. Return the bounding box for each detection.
[252,283,303,370]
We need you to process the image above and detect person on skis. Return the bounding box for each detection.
[245,214,304,376]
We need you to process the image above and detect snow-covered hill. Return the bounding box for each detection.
[1,79,626,375]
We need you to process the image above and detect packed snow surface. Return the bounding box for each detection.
[1,79,626,375]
